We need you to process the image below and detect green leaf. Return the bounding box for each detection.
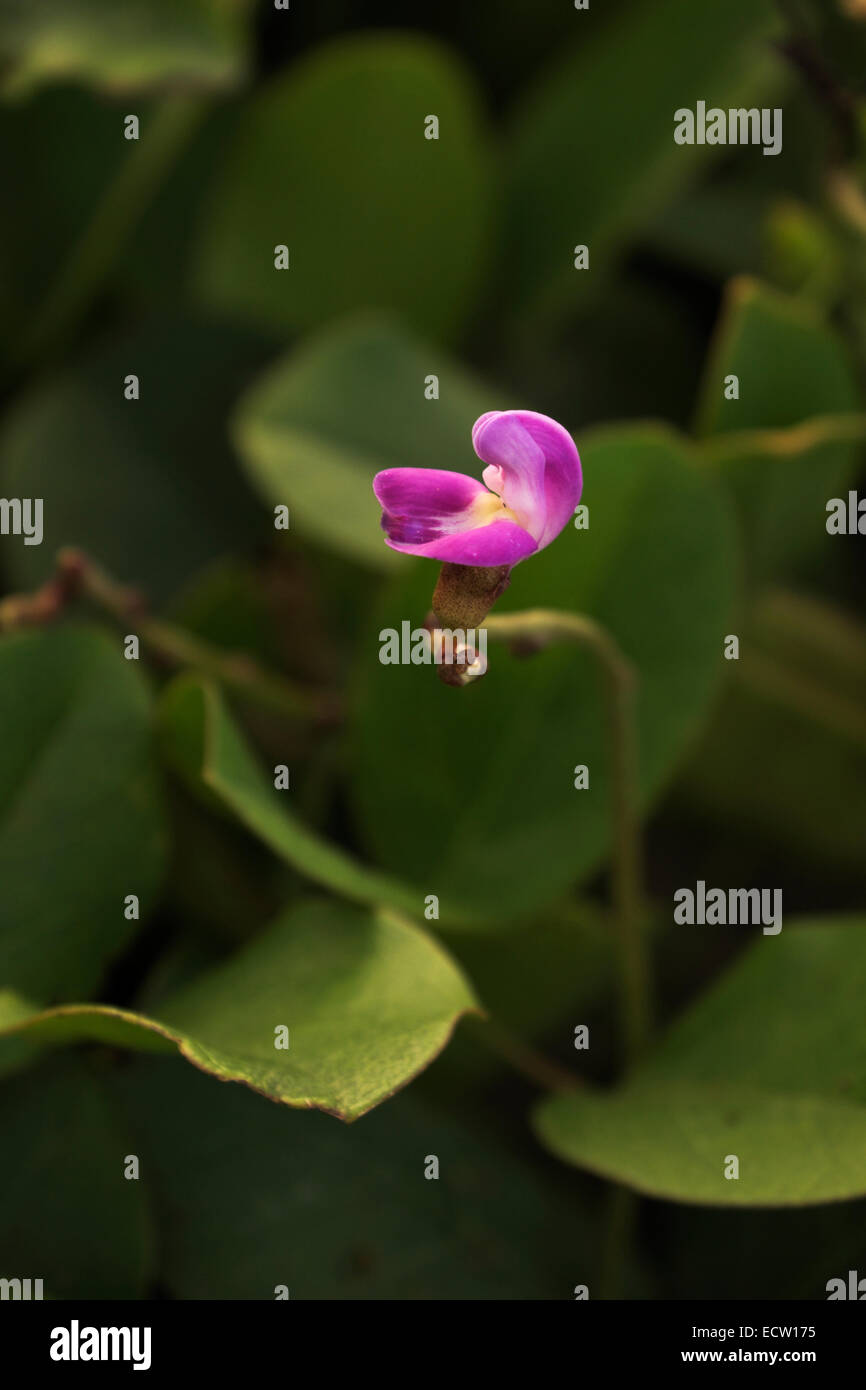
[695,279,862,580]
[503,0,782,325]
[0,1056,150,1297]
[0,897,478,1121]
[535,918,866,1206]
[350,424,738,922]
[0,317,269,603]
[232,315,497,569]
[158,674,475,924]
[193,34,494,342]
[0,0,250,97]
[113,1054,593,1298]
[676,590,866,876]
[701,415,866,584]
[696,278,859,434]
[0,625,165,999]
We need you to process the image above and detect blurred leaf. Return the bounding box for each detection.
[158,674,474,923]
[0,898,478,1121]
[696,279,862,581]
[233,315,496,569]
[646,184,770,281]
[0,625,165,1000]
[0,89,238,332]
[193,34,494,341]
[701,415,865,584]
[116,1054,591,1298]
[503,0,781,325]
[535,918,866,1205]
[0,0,250,97]
[351,424,738,922]
[512,271,708,433]
[696,278,859,434]
[676,589,866,875]
[0,317,268,603]
[168,558,281,664]
[763,199,844,302]
[0,1056,150,1297]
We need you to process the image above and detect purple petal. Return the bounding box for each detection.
[385,518,537,565]
[472,410,582,550]
[373,467,537,563]
[373,467,492,546]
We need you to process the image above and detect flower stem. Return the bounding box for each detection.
[469,1016,580,1094]
[485,608,650,1300]
[483,608,651,1069]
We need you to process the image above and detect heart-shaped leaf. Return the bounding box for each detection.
[535,918,866,1205]
[0,897,479,1120]
[194,34,494,342]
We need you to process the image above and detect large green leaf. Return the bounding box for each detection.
[194,34,494,341]
[695,279,862,581]
[0,1056,150,1297]
[503,0,781,325]
[350,424,738,922]
[158,674,475,924]
[0,625,165,1000]
[535,919,866,1206]
[113,1055,593,1298]
[0,0,250,97]
[0,317,269,603]
[0,898,478,1120]
[232,316,497,569]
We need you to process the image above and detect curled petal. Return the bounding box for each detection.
[472,410,582,550]
[373,467,537,564]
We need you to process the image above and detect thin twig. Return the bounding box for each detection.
[0,549,338,724]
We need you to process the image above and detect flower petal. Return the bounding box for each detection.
[373,467,537,563]
[472,410,582,549]
[373,467,490,547]
[385,518,537,565]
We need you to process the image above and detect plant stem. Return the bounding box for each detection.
[485,608,650,1300]
[0,549,337,724]
[484,608,651,1069]
[598,1183,637,1300]
[14,95,207,367]
[470,1016,579,1094]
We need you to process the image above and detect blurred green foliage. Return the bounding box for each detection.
[0,0,865,1301]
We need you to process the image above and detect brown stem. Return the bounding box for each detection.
[0,549,338,725]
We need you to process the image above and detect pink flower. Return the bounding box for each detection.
[373,410,582,566]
